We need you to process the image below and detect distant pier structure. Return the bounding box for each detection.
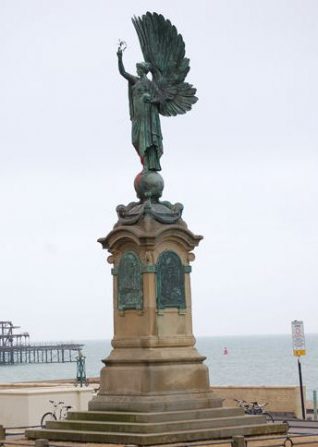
[0,321,84,365]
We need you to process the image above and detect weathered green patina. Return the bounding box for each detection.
[117,12,198,174]
[156,251,186,310]
[75,350,88,387]
[118,251,143,310]
[115,13,197,225]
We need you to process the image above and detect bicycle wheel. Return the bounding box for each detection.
[264,412,274,423]
[40,412,56,428]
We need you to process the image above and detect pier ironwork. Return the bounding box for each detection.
[0,321,83,365]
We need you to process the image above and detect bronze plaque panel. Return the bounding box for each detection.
[157,251,186,309]
[118,251,143,310]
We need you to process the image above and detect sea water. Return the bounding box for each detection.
[1,334,317,399]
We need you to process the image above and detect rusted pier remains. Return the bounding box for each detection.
[0,321,83,365]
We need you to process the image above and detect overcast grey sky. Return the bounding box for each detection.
[1,0,317,341]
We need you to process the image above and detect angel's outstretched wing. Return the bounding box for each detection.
[132,12,198,117]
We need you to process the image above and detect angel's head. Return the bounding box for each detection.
[136,62,151,76]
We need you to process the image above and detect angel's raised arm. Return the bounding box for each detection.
[117,49,137,84]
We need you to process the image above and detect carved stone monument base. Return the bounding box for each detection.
[89,216,222,412]
[26,214,288,443]
[89,347,223,412]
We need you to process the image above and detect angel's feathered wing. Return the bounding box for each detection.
[132,12,198,117]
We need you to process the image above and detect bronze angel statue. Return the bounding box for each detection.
[117,12,198,172]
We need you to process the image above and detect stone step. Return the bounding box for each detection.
[67,406,244,423]
[89,396,224,412]
[47,414,265,434]
[26,422,289,445]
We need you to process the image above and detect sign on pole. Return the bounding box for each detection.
[291,320,306,357]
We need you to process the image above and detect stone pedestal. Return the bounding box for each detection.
[26,202,288,444]
[89,215,222,412]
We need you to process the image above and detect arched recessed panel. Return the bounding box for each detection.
[118,251,143,310]
[157,251,186,309]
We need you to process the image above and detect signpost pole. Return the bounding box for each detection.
[297,357,306,419]
[313,390,317,421]
[291,320,306,420]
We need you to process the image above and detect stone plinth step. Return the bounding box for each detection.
[67,406,244,423]
[47,414,265,434]
[26,422,289,445]
[89,395,224,412]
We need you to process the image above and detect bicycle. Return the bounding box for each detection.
[234,398,274,422]
[40,400,72,428]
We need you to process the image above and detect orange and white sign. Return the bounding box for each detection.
[291,320,306,356]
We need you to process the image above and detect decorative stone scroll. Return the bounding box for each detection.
[118,251,143,310]
[156,251,186,310]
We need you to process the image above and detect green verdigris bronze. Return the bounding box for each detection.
[115,12,197,226]
[157,251,186,310]
[117,12,198,173]
[75,351,88,387]
[118,252,143,310]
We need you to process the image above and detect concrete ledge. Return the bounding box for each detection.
[0,385,95,428]
[211,385,304,418]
